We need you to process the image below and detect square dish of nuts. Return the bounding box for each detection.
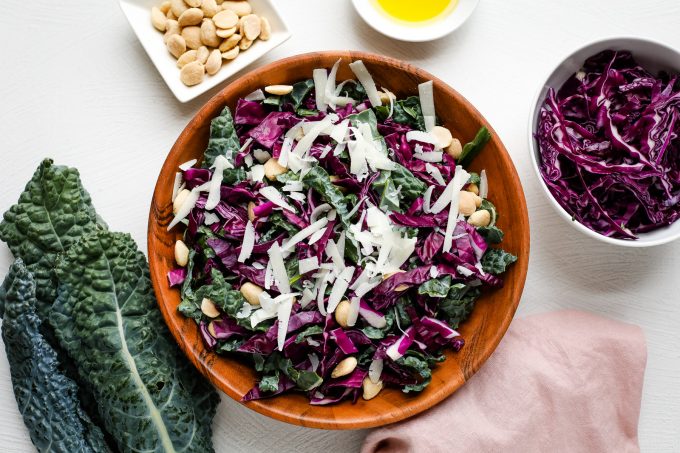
[119,0,290,102]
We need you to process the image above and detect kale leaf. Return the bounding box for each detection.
[481,248,518,275]
[283,79,315,110]
[51,231,219,453]
[202,106,241,168]
[0,260,110,453]
[390,164,427,201]
[418,275,453,298]
[372,171,401,212]
[0,159,104,319]
[438,285,481,329]
[458,126,492,167]
[375,96,426,131]
[477,225,504,244]
[302,166,351,224]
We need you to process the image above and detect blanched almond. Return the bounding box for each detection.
[331,357,357,378]
[201,0,218,17]
[446,138,463,159]
[247,201,256,222]
[240,282,263,306]
[173,188,190,214]
[362,377,383,400]
[205,48,222,75]
[170,0,188,17]
[219,33,240,51]
[220,0,251,16]
[467,183,479,195]
[263,158,287,180]
[264,85,293,96]
[185,0,202,7]
[216,26,237,38]
[181,26,202,49]
[196,45,210,64]
[166,34,186,59]
[213,9,239,28]
[159,1,172,14]
[459,191,481,216]
[174,240,190,266]
[431,126,453,149]
[180,61,204,86]
[221,46,239,60]
[334,300,351,328]
[259,17,271,40]
[468,209,491,227]
[241,14,261,40]
[200,18,221,47]
[163,19,180,43]
[201,298,220,318]
[176,49,198,68]
[178,7,203,27]
[166,9,177,20]
[238,37,252,50]
[151,6,168,31]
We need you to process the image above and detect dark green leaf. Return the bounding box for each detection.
[418,275,452,298]
[372,171,401,212]
[203,106,241,168]
[258,373,280,393]
[374,96,426,131]
[458,126,492,167]
[0,260,110,453]
[438,286,480,329]
[0,159,103,319]
[477,225,504,244]
[269,212,300,235]
[51,231,219,453]
[390,164,427,201]
[397,354,432,393]
[302,166,351,225]
[296,108,319,117]
[467,172,481,185]
[479,199,498,225]
[283,79,315,109]
[361,326,385,340]
[216,338,243,354]
[481,248,517,275]
[263,96,282,107]
[295,325,323,343]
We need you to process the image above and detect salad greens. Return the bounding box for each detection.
[169,59,517,404]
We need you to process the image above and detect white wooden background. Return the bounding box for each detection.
[0,0,678,451]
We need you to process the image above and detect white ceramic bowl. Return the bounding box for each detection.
[351,0,479,42]
[528,36,680,247]
[119,0,291,103]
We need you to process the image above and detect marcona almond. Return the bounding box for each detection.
[331,357,358,378]
[219,33,240,51]
[173,188,190,214]
[166,33,186,58]
[446,138,463,159]
[170,0,188,17]
[468,209,491,227]
[467,183,480,195]
[334,300,351,328]
[259,17,271,40]
[176,49,198,68]
[362,377,383,400]
[221,46,239,60]
[166,9,177,20]
[238,37,252,50]
[263,158,287,180]
[181,26,202,49]
[200,18,221,47]
[178,7,204,27]
[201,0,218,17]
[201,298,221,318]
[459,191,480,216]
[220,0,251,16]
[205,48,222,75]
[180,61,205,86]
[213,9,239,28]
[196,45,210,63]
[216,26,237,38]
[174,240,190,266]
[185,0,202,7]
[264,85,293,96]
[163,19,180,43]
[151,6,168,31]
[240,282,263,306]
[159,1,171,14]
[431,126,453,149]
[241,14,261,40]
[247,201,256,222]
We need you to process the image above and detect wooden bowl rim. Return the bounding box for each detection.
[148,50,530,430]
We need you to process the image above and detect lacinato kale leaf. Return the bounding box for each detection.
[418,275,452,298]
[375,96,426,131]
[283,79,315,109]
[302,166,351,225]
[0,159,104,319]
[458,126,492,167]
[438,285,481,329]
[203,106,241,168]
[372,171,401,212]
[481,248,517,275]
[390,164,427,201]
[477,225,504,244]
[51,231,219,453]
[0,260,110,453]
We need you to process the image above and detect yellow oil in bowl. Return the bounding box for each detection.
[373,0,458,24]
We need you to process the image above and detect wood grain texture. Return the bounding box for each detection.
[1,0,679,451]
[147,51,530,429]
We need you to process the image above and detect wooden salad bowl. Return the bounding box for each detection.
[148,51,530,429]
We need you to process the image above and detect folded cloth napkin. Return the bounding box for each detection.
[362,310,646,453]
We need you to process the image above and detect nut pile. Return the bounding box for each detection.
[151,0,271,86]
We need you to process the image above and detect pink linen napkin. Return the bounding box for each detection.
[362,310,646,453]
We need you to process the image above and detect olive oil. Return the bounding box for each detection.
[374,0,457,23]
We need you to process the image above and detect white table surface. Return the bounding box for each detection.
[0,0,678,451]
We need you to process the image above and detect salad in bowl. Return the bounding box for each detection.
[164,58,517,405]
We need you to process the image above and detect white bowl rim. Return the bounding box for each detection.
[351,0,480,42]
[528,35,680,248]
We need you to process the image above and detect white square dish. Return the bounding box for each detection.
[119,0,291,103]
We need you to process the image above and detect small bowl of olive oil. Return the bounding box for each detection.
[352,0,480,42]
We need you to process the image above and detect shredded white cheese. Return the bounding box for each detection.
[347,296,360,327]
[206,155,233,211]
[313,68,328,111]
[369,359,383,384]
[414,151,444,162]
[259,186,296,213]
[418,81,435,131]
[429,166,470,214]
[171,172,183,202]
[179,158,197,171]
[253,149,271,163]
[276,296,294,351]
[267,243,291,294]
[244,89,266,101]
[480,169,488,199]
[167,182,209,230]
[299,257,320,275]
[348,60,382,107]
[250,164,265,182]
[281,218,329,252]
[326,266,355,313]
[292,115,337,157]
[237,221,255,263]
